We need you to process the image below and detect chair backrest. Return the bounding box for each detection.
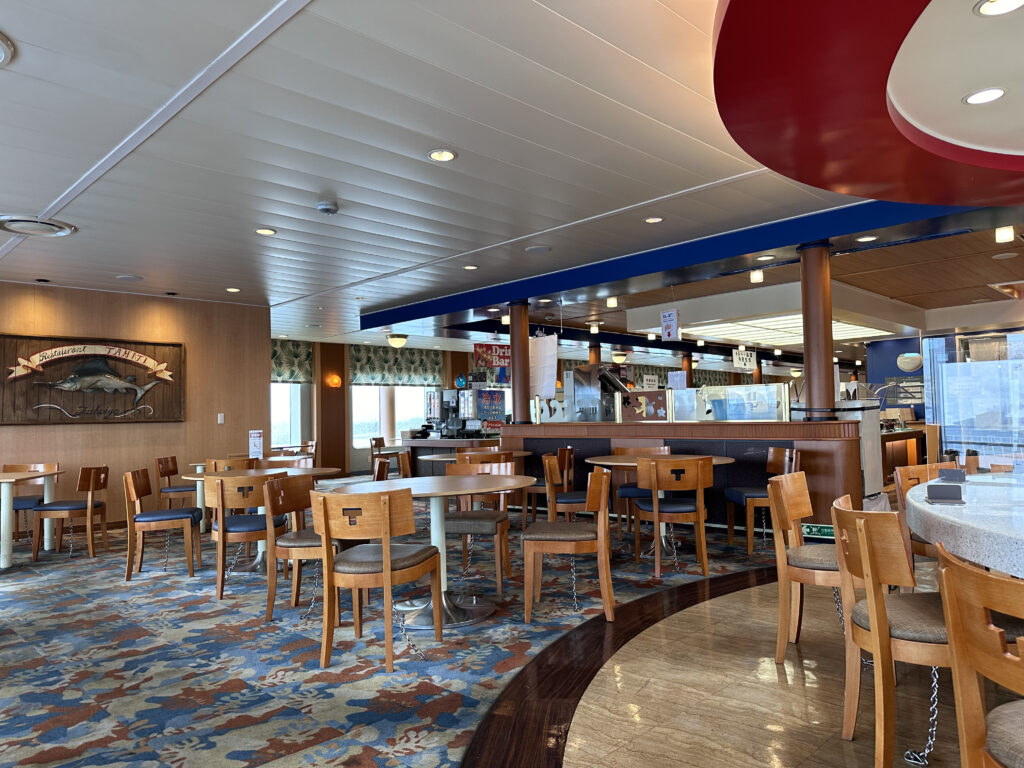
[257,457,307,469]
[612,445,669,456]
[767,471,813,549]
[636,456,712,494]
[542,453,564,504]
[766,446,800,475]
[446,461,515,477]
[457,451,512,464]
[300,440,316,456]
[369,436,385,461]
[989,463,1014,473]
[155,456,179,482]
[938,544,1024,766]
[586,466,612,540]
[831,495,915,589]
[205,471,285,510]
[456,444,502,453]
[558,446,575,489]
[206,457,257,472]
[311,489,415,542]
[77,466,109,493]
[398,451,412,478]
[372,457,391,481]
[123,468,153,505]
[264,474,315,536]
[894,461,957,512]
[3,463,59,491]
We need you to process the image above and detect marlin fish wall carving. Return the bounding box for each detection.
[35,358,161,404]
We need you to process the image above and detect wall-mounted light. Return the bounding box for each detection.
[325,373,342,389]
[386,333,408,348]
[749,269,764,284]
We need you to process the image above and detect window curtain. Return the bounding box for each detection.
[271,339,313,383]
[348,344,443,386]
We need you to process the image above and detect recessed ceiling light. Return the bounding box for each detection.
[225,287,241,293]
[964,88,1005,105]
[463,264,478,270]
[538,298,553,303]
[428,148,457,162]
[362,340,371,344]
[0,31,15,68]
[855,360,862,366]
[434,345,440,349]
[165,291,178,296]
[255,227,276,236]
[975,0,1024,15]
[524,245,551,255]
[116,274,143,282]
[749,269,764,284]
[644,216,663,224]
[855,235,878,243]
[993,252,1018,260]
[0,215,76,237]
[756,254,775,262]
[355,296,364,301]
[995,226,1015,243]
[486,307,501,312]
[34,278,50,283]
[833,356,839,363]
[606,297,618,308]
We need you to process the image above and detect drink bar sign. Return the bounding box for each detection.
[473,343,511,368]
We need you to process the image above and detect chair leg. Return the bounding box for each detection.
[124,526,136,581]
[100,512,109,552]
[54,519,64,553]
[494,532,503,597]
[31,514,43,561]
[320,579,337,668]
[745,501,756,555]
[352,588,363,638]
[215,535,226,600]
[775,576,791,663]
[183,523,195,577]
[872,646,897,767]
[788,582,804,643]
[266,551,278,623]
[726,501,735,546]
[135,532,145,573]
[523,544,535,623]
[633,513,642,564]
[695,518,709,577]
[533,551,543,601]
[597,545,615,622]
[841,631,863,740]
[85,511,96,558]
[430,565,443,642]
[291,561,303,607]
[383,583,394,673]
[193,525,202,567]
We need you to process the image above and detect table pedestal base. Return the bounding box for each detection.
[395,590,494,629]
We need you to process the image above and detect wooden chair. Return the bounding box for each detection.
[938,544,1024,768]
[725,446,800,554]
[311,489,442,672]
[455,443,501,452]
[372,457,391,481]
[831,496,950,768]
[154,456,195,509]
[397,451,413,479]
[369,436,396,473]
[542,452,587,523]
[612,445,669,535]
[455,451,512,464]
[2,463,57,543]
[205,457,257,472]
[205,471,287,600]
[264,474,327,622]
[123,468,202,581]
[32,466,109,560]
[895,461,957,558]
[633,456,712,577]
[525,447,574,528]
[523,467,614,623]
[767,471,845,663]
[258,457,309,469]
[444,462,513,596]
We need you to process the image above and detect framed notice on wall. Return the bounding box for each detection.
[1,334,185,425]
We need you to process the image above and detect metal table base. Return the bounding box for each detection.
[394,590,494,629]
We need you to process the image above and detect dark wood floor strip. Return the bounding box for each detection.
[461,566,777,767]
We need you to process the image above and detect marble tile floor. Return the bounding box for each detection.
[564,564,1016,768]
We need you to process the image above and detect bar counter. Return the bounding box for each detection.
[399,437,501,476]
[501,420,863,525]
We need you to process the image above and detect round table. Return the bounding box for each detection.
[906,475,1024,578]
[417,451,532,462]
[335,474,537,628]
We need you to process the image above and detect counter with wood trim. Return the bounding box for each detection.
[398,437,500,476]
[500,421,862,525]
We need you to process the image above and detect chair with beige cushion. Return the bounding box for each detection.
[523,467,614,623]
[938,543,1024,768]
[894,461,957,559]
[444,462,513,596]
[311,489,442,672]
[767,471,845,663]
[32,466,109,560]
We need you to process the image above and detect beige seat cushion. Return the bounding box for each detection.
[446,509,508,536]
[986,699,1024,768]
[333,543,438,575]
[523,521,597,542]
[787,543,839,572]
[851,592,948,644]
[276,529,321,548]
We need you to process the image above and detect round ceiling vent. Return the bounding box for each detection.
[0,216,76,237]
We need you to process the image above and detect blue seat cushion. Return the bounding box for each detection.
[159,484,195,495]
[616,482,651,499]
[212,514,287,533]
[35,499,104,512]
[135,507,203,524]
[633,498,697,514]
[555,490,587,505]
[14,496,43,511]
[725,486,769,506]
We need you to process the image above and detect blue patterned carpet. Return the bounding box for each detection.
[0,509,774,768]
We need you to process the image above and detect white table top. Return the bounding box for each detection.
[182,467,340,481]
[906,475,1024,578]
[585,454,735,467]
[0,469,63,483]
[418,450,531,462]
[334,474,536,498]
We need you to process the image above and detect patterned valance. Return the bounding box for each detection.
[349,344,443,386]
[271,339,313,383]
[693,368,730,387]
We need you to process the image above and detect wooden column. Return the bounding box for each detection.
[752,357,763,384]
[680,353,693,387]
[799,241,835,419]
[315,342,349,474]
[588,339,601,365]
[379,385,396,444]
[510,299,531,424]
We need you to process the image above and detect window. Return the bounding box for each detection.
[395,386,427,434]
[270,382,310,448]
[351,385,381,449]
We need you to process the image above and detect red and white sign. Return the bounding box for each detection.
[473,343,511,368]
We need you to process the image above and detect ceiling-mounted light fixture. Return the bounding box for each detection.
[995,226,1015,243]
[0,31,15,68]
[0,215,76,237]
[791,369,802,377]
[644,216,663,224]
[738,345,746,352]
[833,356,839,363]
[756,254,775,262]
[427,148,457,162]
[611,351,627,364]
[774,348,782,356]
[749,269,764,284]
[647,332,656,340]
[974,0,1024,14]
[254,227,276,236]
[501,314,510,325]
[696,339,705,347]
[855,360,863,366]
[606,297,618,308]
[855,235,878,243]
[590,323,599,334]
[965,87,1005,105]
[386,333,408,348]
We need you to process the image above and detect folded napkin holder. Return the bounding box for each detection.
[926,483,964,504]
[938,468,966,483]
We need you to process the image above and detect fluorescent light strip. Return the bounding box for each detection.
[677,314,892,347]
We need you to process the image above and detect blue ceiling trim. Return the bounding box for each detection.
[361,200,972,330]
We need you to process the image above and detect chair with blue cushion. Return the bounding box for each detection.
[205,470,287,600]
[154,456,195,509]
[543,452,587,523]
[32,466,109,560]
[2,463,57,546]
[123,468,202,581]
[523,448,571,530]
[633,456,713,577]
[725,446,799,555]
[612,445,670,535]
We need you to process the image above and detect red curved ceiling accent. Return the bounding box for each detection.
[713,0,1024,206]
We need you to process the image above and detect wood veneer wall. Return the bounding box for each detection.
[314,342,348,474]
[0,283,270,523]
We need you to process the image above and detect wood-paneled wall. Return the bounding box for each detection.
[0,283,271,523]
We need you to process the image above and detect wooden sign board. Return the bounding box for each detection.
[1,334,185,425]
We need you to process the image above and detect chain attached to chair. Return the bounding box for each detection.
[23,511,33,549]
[299,560,320,622]
[225,542,245,575]
[832,586,845,632]
[393,606,427,661]
[762,509,768,549]
[903,666,940,765]
[568,555,581,612]
[451,535,475,591]
[163,531,171,571]
[666,523,680,571]
[66,523,74,558]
